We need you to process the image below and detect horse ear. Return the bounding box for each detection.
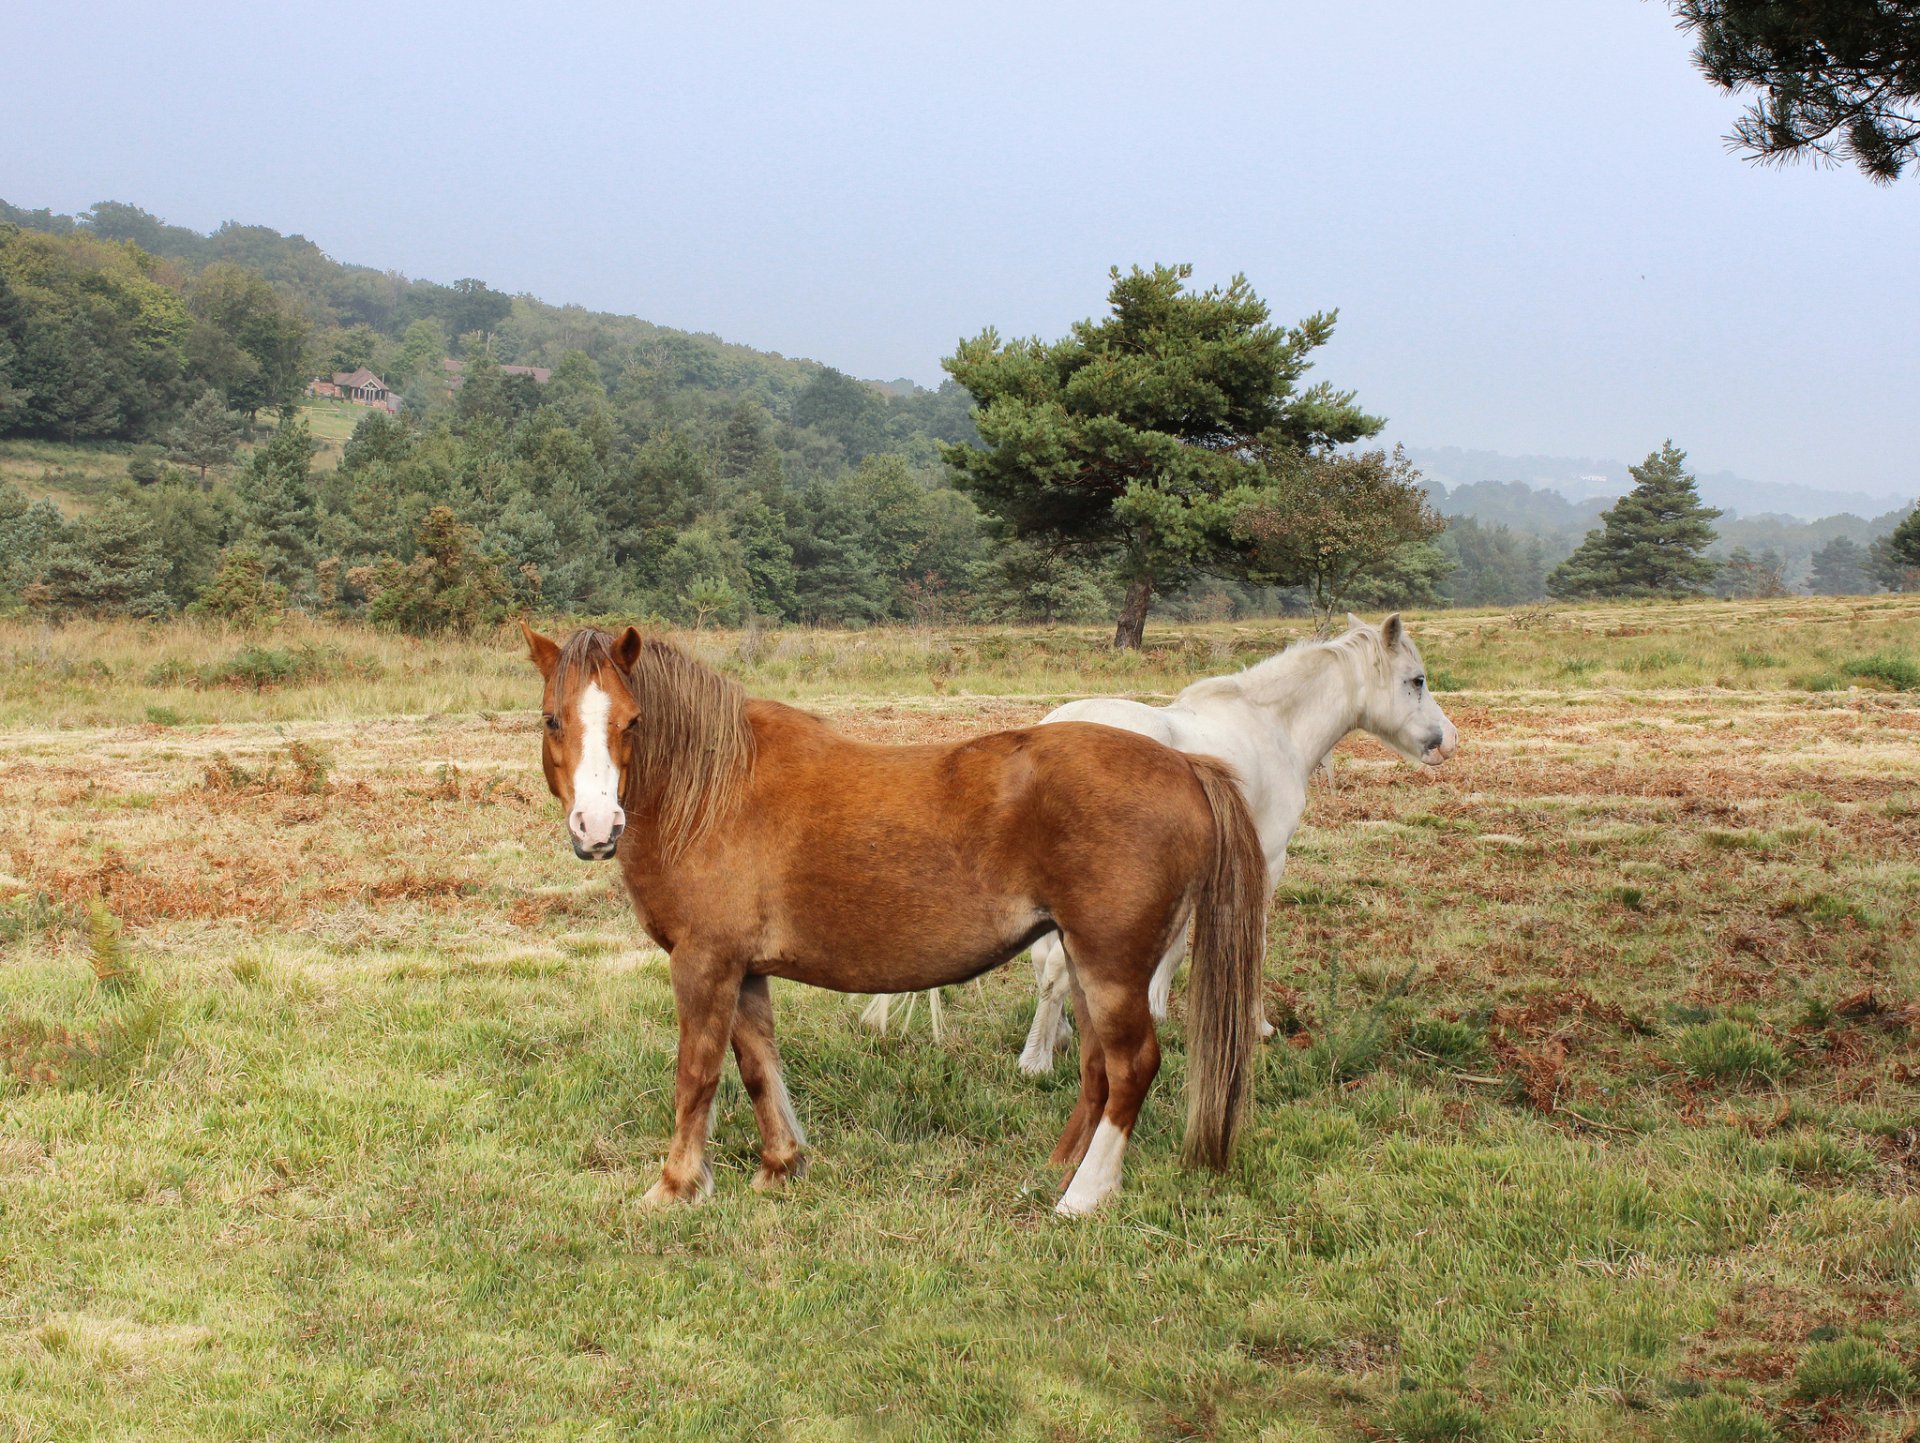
[520,619,560,679]
[1345,612,1366,632]
[613,625,644,673]
[1381,613,1405,650]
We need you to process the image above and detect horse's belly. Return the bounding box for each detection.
[760,895,1049,995]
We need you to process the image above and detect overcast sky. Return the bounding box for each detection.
[7,0,1917,496]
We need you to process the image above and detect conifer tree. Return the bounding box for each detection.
[165,387,246,481]
[1890,503,1920,569]
[1548,442,1722,599]
[1808,535,1871,595]
[944,263,1380,648]
[28,497,171,617]
[234,415,320,594]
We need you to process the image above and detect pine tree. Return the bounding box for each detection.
[944,263,1381,648]
[234,415,319,594]
[166,387,247,481]
[28,497,171,617]
[718,399,775,481]
[1891,504,1920,569]
[1808,535,1871,595]
[1547,442,1722,599]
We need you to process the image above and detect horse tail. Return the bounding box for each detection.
[1182,754,1269,1171]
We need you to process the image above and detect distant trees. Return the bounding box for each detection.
[1808,535,1871,594]
[1548,443,1723,599]
[185,263,310,417]
[1889,502,1920,569]
[1434,516,1547,606]
[0,226,191,441]
[1872,504,1920,590]
[1717,545,1789,598]
[944,263,1380,647]
[1668,1,1920,181]
[1237,447,1447,628]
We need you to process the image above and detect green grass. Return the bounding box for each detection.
[1,600,1917,1439]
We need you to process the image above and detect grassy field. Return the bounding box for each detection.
[1,598,1916,1441]
[0,401,359,517]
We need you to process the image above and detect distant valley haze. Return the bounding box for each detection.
[7,0,1918,501]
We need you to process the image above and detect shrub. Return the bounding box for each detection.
[1842,651,1920,691]
[355,506,511,635]
[189,547,287,628]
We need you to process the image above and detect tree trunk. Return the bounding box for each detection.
[1112,576,1153,650]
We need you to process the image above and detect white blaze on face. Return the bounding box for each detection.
[568,681,626,852]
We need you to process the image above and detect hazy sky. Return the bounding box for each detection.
[7,0,1917,496]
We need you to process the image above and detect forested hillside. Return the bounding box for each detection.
[3,198,1915,627]
[0,199,1054,627]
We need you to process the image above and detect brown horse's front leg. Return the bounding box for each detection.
[731,974,808,1190]
[643,947,743,1206]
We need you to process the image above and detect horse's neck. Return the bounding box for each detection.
[1212,647,1364,779]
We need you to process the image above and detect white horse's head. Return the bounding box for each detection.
[1346,613,1458,767]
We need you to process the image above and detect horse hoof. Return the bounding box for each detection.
[1017,1047,1053,1076]
[1054,1191,1109,1218]
[1258,1015,1275,1041]
[751,1154,808,1191]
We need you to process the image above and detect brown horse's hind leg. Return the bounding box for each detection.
[644,948,743,1206]
[732,974,808,1190]
[1049,967,1107,1176]
[1055,958,1161,1217]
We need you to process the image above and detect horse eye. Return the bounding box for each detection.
[622,716,639,731]
[542,714,560,733]
[1412,676,1425,691]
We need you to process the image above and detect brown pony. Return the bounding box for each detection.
[522,623,1269,1215]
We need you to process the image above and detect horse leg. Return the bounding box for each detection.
[731,974,808,1190]
[642,947,741,1206]
[1048,966,1107,1174]
[1145,923,1187,1022]
[1056,963,1161,1218]
[1018,931,1075,1075]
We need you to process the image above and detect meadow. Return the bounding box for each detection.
[1,596,1916,1441]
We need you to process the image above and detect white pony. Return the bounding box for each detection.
[865,614,1459,1064]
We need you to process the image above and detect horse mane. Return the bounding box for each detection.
[556,628,755,860]
[1178,625,1377,707]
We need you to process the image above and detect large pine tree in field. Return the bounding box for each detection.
[1548,442,1722,599]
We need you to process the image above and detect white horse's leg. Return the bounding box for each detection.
[859,993,894,1033]
[1017,933,1074,1074]
[1146,927,1186,1021]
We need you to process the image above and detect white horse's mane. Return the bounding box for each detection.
[1177,624,1378,707]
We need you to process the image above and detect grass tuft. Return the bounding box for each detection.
[1676,1019,1789,1085]
[1791,1337,1911,1402]
[1669,1393,1777,1443]
[1386,1386,1489,1442]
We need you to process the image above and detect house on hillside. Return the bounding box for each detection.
[440,357,552,393]
[309,368,398,411]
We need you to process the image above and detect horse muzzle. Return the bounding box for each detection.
[1421,724,1460,766]
[571,824,623,861]
[568,804,626,861]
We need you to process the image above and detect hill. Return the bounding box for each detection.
[1406,444,1906,523]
